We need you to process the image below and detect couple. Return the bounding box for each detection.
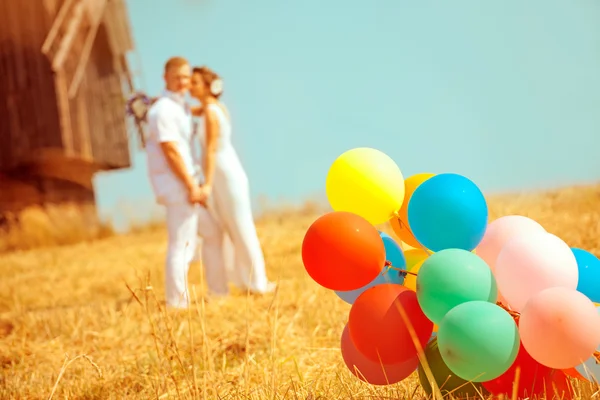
[144,56,275,309]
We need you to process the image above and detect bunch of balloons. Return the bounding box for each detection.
[301,147,600,398]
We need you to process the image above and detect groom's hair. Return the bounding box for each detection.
[164,56,189,73]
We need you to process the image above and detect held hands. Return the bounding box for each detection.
[187,183,212,207]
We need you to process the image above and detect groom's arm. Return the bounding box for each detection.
[160,143,196,191]
[155,109,197,192]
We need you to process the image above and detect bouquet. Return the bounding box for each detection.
[125,91,153,124]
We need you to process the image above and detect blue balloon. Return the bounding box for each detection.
[407,173,488,252]
[572,248,600,303]
[335,231,406,304]
[575,306,600,382]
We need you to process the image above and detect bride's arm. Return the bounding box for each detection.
[202,107,219,193]
[191,105,204,117]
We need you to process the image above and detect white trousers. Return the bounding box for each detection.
[164,202,199,308]
[165,201,270,306]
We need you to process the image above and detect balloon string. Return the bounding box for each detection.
[495,301,521,321]
[385,261,418,277]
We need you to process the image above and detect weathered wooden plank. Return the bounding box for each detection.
[42,0,76,54]
[68,0,106,98]
[54,71,74,157]
[52,1,85,71]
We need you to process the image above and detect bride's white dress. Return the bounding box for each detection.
[195,102,272,295]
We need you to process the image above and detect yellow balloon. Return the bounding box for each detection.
[404,259,425,292]
[404,249,429,271]
[326,147,405,225]
[401,241,415,251]
[433,323,438,333]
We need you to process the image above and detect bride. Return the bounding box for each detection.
[190,65,276,296]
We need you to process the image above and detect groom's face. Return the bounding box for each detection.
[164,63,191,95]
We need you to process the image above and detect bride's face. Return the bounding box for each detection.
[190,73,206,99]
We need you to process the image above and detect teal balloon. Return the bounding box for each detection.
[572,248,600,303]
[416,249,498,324]
[437,301,520,382]
[407,173,488,252]
[418,337,488,398]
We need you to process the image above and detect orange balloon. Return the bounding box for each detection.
[302,211,385,291]
[390,173,435,248]
[341,324,419,385]
[348,283,433,364]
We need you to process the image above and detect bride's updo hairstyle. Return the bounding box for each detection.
[193,66,224,98]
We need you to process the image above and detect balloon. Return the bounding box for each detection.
[416,249,498,325]
[575,305,600,382]
[348,283,433,364]
[572,248,600,303]
[390,173,435,248]
[407,173,488,252]
[325,147,405,225]
[340,324,418,385]
[476,215,545,272]
[437,301,520,382]
[495,232,579,311]
[404,249,429,271]
[483,319,571,398]
[519,287,600,369]
[302,211,385,291]
[335,232,405,304]
[403,260,424,292]
[418,337,488,398]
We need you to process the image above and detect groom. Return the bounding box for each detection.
[145,56,210,308]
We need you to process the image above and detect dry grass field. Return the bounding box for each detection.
[1,185,600,399]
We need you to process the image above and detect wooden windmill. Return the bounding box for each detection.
[0,0,140,217]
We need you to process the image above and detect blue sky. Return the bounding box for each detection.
[94,0,600,230]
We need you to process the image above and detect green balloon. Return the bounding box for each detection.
[437,301,520,382]
[416,248,497,324]
[418,337,487,398]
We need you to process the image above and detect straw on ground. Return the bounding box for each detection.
[0,186,599,399]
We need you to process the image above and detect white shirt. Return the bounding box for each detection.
[145,90,199,205]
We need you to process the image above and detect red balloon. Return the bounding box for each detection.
[348,283,433,364]
[302,211,385,291]
[550,371,574,400]
[563,367,586,381]
[341,324,418,385]
[483,322,574,399]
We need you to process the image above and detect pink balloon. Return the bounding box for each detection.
[477,215,545,273]
[519,287,600,369]
[495,232,578,312]
[340,324,418,385]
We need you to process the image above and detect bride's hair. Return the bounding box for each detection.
[193,66,224,98]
